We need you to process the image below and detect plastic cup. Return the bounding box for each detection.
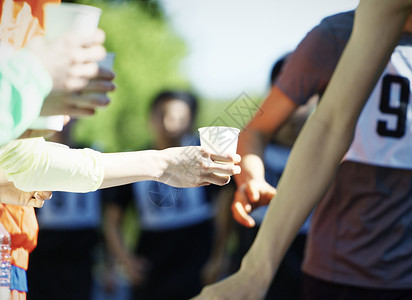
[198,126,240,155]
[98,52,115,70]
[44,3,102,40]
[198,126,240,175]
[31,3,102,131]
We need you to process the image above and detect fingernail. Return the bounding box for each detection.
[98,97,110,105]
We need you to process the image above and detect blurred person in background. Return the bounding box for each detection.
[104,90,218,300]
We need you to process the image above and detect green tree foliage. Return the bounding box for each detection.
[73,0,189,152]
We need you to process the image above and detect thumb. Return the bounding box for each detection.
[29,191,52,208]
[26,197,44,208]
[246,183,260,203]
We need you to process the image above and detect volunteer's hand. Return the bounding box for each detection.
[26,29,115,117]
[159,146,241,188]
[0,180,51,207]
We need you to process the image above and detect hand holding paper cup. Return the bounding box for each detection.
[198,126,240,175]
[30,3,104,130]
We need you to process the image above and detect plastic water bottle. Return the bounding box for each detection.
[0,223,11,300]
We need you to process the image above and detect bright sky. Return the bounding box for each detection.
[160,0,360,100]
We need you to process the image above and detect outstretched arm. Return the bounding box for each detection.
[0,137,240,207]
[195,1,412,299]
[100,146,241,189]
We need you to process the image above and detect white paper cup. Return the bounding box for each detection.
[44,3,102,40]
[198,126,240,155]
[198,126,240,175]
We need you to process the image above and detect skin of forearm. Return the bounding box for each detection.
[99,150,165,189]
[243,0,410,281]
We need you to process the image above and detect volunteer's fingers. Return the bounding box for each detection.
[34,191,53,200]
[68,93,111,108]
[209,152,241,164]
[96,67,115,80]
[69,62,100,79]
[61,105,96,117]
[203,173,231,186]
[209,163,241,176]
[81,79,116,93]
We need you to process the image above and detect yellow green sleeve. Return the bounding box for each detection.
[0,48,53,146]
[0,138,104,192]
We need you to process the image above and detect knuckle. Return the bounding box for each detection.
[90,63,99,77]
[199,148,209,158]
[199,161,210,170]
[64,80,75,92]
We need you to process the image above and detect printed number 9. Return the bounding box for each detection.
[377,74,410,138]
